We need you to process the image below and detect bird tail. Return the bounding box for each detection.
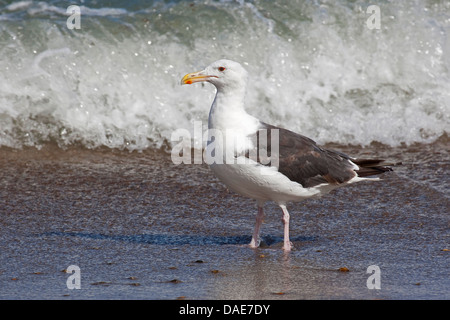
[353,158,401,177]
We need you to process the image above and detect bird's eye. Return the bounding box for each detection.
[218,67,226,72]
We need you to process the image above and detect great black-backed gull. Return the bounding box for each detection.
[181,59,393,251]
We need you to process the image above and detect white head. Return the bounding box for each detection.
[181,59,248,92]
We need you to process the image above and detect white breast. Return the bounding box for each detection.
[209,160,321,204]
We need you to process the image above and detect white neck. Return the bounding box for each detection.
[206,84,261,161]
[208,86,250,130]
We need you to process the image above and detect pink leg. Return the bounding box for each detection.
[249,205,264,248]
[280,205,293,251]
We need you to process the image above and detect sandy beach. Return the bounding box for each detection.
[0,138,448,300]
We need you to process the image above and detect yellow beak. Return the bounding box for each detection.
[181,71,217,85]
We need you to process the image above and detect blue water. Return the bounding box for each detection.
[0,0,449,150]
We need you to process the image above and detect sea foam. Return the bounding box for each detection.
[0,0,448,150]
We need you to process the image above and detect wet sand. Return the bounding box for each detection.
[0,139,448,300]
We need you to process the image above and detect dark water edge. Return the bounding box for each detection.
[0,138,448,300]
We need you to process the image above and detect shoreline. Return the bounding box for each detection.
[0,139,448,299]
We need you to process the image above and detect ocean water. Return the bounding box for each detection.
[0,0,449,151]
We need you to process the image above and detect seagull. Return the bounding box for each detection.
[181,59,393,251]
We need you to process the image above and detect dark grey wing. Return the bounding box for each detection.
[247,122,360,188]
